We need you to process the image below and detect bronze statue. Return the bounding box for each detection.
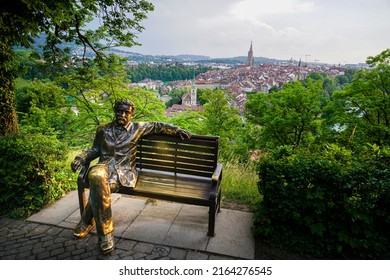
[71,99,191,254]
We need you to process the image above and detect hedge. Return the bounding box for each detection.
[0,133,75,217]
[253,148,389,259]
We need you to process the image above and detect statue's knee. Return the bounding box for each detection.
[88,166,108,186]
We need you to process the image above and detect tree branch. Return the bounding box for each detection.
[74,14,105,59]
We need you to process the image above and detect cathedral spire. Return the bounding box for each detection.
[247,41,254,68]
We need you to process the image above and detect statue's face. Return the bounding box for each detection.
[115,104,133,126]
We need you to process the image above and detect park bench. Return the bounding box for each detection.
[77,134,222,236]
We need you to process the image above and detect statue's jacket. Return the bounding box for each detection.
[77,121,180,188]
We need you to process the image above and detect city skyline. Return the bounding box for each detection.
[124,0,390,65]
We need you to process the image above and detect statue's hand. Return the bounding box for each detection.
[177,129,192,140]
[71,157,85,172]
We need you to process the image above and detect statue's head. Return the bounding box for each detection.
[114,99,136,126]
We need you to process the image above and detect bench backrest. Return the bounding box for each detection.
[136,134,219,178]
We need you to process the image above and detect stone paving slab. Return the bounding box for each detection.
[111,196,147,236]
[207,208,255,259]
[25,190,255,259]
[162,204,210,251]
[121,200,182,243]
[27,191,80,225]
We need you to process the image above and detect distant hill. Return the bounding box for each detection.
[197,56,283,65]
[15,33,288,65]
[164,54,210,61]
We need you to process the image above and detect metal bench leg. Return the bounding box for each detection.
[208,204,216,237]
[78,185,86,217]
[217,189,222,213]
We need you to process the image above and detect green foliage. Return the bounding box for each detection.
[326,51,390,148]
[14,50,48,80]
[168,110,206,135]
[1,0,154,134]
[245,80,325,149]
[127,87,167,122]
[164,88,187,107]
[127,63,211,83]
[0,133,75,218]
[56,55,168,145]
[16,79,76,139]
[253,147,389,259]
[201,89,242,157]
[230,122,263,160]
[3,0,154,56]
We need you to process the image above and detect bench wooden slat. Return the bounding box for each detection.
[136,153,215,166]
[138,147,216,161]
[136,164,213,177]
[141,134,218,145]
[138,142,217,155]
[137,158,215,172]
[138,139,217,151]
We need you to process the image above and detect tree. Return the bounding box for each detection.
[56,55,166,144]
[168,110,206,135]
[201,89,242,155]
[304,72,338,96]
[16,79,76,139]
[327,49,390,147]
[127,87,167,122]
[245,80,325,149]
[0,0,154,135]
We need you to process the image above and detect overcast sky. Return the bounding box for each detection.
[127,0,390,64]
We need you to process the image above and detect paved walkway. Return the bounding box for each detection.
[0,191,255,260]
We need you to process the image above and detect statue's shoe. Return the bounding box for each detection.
[73,220,95,239]
[99,232,115,254]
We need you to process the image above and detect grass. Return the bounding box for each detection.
[220,157,262,209]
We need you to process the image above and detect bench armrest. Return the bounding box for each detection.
[77,163,90,216]
[77,162,90,187]
[210,163,223,200]
[212,163,223,183]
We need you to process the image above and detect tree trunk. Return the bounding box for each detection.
[0,42,19,135]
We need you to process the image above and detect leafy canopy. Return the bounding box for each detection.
[1,0,154,135]
[245,80,325,149]
[2,0,154,58]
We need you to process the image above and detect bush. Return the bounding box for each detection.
[0,133,75,218]
[253,147,389,259]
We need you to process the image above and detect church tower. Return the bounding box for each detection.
[247,41,254,68]
[190,78,197,105]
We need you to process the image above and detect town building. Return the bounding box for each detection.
[165,79,203,117]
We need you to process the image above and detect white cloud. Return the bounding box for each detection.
[231,0,315,17]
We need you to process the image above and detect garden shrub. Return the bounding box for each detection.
[253,147,389,259]
[0,132,75,218]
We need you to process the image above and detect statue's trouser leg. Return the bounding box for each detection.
[80,200,93,225]
[88,164,114,236]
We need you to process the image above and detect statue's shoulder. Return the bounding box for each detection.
[133,122,150,128]
[97,122,114,132]
[134,121,145,125]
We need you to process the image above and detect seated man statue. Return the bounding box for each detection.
[71,98,191,254]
